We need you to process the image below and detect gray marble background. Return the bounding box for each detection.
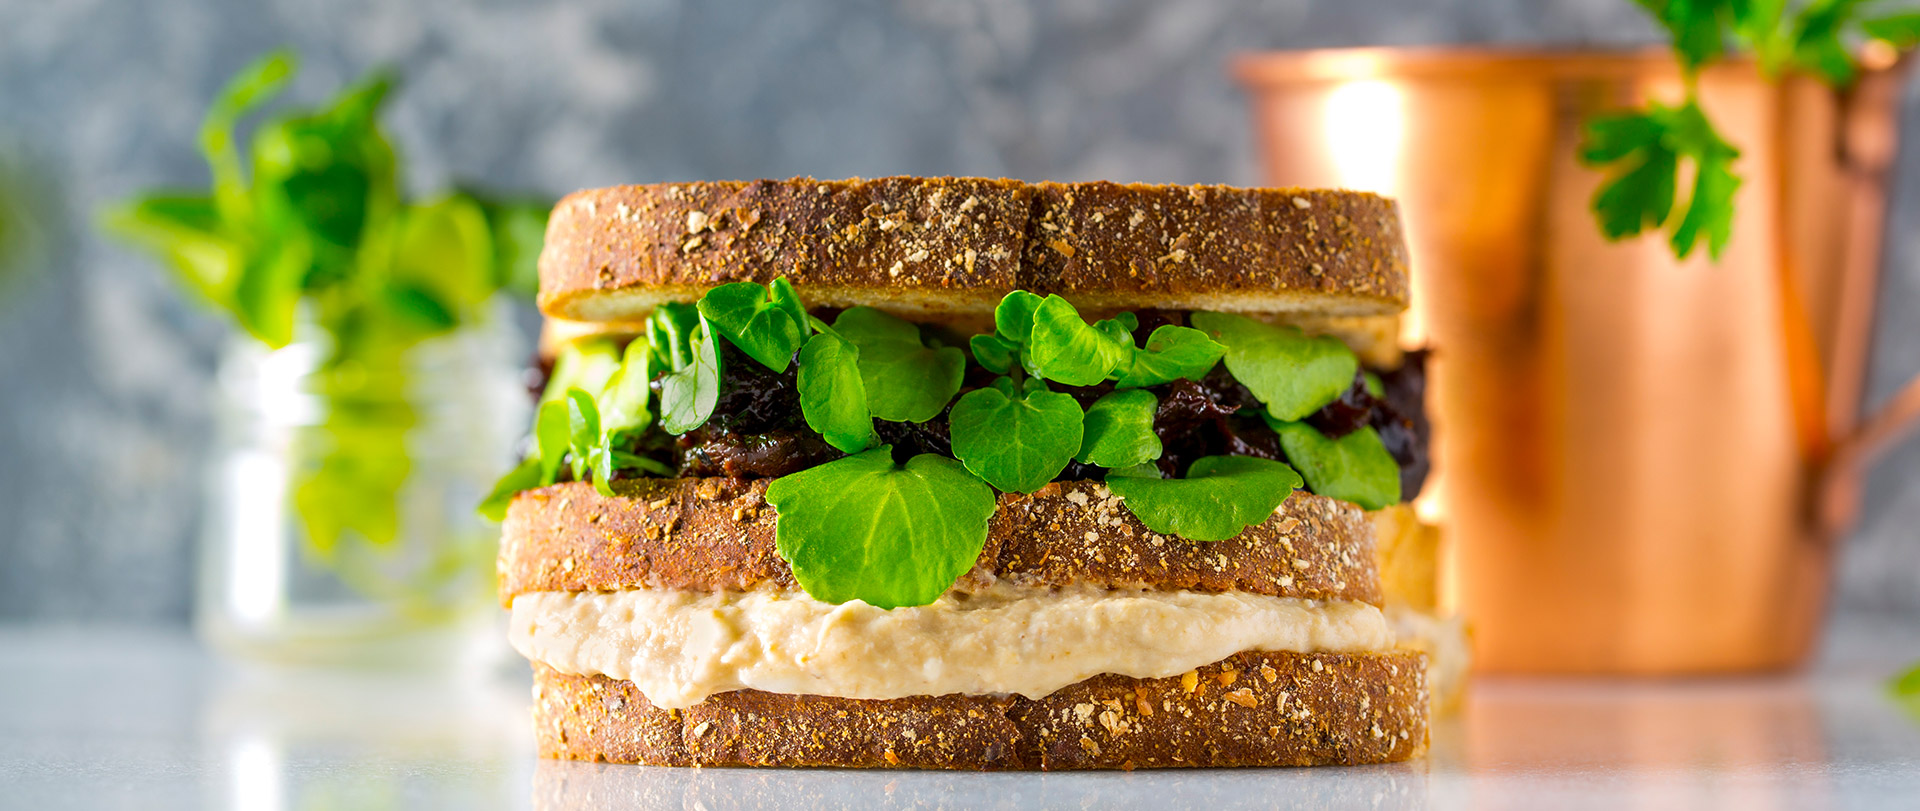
[0,0,1914,624]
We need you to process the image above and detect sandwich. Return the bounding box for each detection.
[488,176,1451,769]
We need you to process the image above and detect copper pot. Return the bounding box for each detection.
[1235,47,1920,674]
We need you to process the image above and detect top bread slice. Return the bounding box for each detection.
[537,176,1410,324]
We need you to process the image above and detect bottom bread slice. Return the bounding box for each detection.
[532,649,1427,769]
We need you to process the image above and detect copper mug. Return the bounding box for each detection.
[1235,47,1920,674]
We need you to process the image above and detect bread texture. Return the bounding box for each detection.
[500,479,1382,607]
[537,177,1410,324]
[532,649,1427,769]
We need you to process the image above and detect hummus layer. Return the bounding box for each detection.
[509,583,1392,709]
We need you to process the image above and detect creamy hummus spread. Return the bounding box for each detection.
[510,583,1391,709]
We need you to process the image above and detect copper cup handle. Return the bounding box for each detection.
[1816,46,1919,541]
[1820,374,1920,538]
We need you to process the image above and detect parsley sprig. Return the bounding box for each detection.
[492,283,1411,607]
[1586,1,1920,260]
[109,51,548,573]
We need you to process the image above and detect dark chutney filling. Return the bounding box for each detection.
[552,309,1432,502]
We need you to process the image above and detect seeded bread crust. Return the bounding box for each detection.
[537,177,1409,324]
[499,479,1382,606]
[532,649,1426,769]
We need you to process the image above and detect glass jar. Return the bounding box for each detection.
[197,309,528,671]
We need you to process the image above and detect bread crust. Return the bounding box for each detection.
[532,649,1427,769]
[499,479,1381,606]
[537,177,1409,323]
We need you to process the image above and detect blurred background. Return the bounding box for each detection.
[1,0,1917,626]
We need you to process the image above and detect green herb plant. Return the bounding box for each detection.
[107,51,548,612]
[494,279,1407,609]
[1585,1,1920,260]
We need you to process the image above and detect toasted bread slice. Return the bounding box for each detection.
[536,177,1409,324]
[532,649,1427,768]
[500,479,1383,606]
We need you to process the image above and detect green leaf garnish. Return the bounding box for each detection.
[1077,389,1161,469]
[765,447,997,608]
[697,278,809,371]
[1026,295,1132,386]
[969,333,1017,374]
[833,307,965,423]
[994,289,1044,344]
[1269,419,1402,511]
[1190,312,1357,421]
[657,316,723,434]
[1105,455,1303,542]
[1114,325,1226,388]
[1580,100,1741,260]
[797,328,878,454]
[479,457,542,522]
[948,377,1084,493]
[597,339,654,440]
[565,388,602,483]
[533,398,571,486]
[1363,371,1385,399]
[541,338,624,406]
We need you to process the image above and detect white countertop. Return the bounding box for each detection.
[3,617,1918,810]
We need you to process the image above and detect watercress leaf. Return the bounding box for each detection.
[598,339,654,439]
[1190,312,1358,421]
[534,398,571,486]
[609,449,674,477]
[479,457,542,521]
[591,445,617,498]
[798,330,877,454]
[1114,325,1227,388]
[1269,419,1402,511]
[1093,317,1134,346]
[765,447,997,608]
[1106,455,1303,542]
[1027,295,1132,386]
[969,334,1016,374]
[565,388,601,481]
[648,301,703,370]
[1363,371,1386,399]
[541,338,624,406]
[1106,462,1163,479]
[1077,389,1161,469]
[768,277,810,336]
[658,316,724,433]
[833,307,965,423]
[994,289,1044,344]
[948,379,1084,493]
[698,280,807,371]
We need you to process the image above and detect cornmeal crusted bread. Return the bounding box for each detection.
[499,480,1382,606]
[532,650,1427,769]
[537,177,1409,324]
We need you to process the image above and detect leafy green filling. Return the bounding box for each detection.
[487,283,1413,607]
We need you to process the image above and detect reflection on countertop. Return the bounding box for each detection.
[1,615,1917,810]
